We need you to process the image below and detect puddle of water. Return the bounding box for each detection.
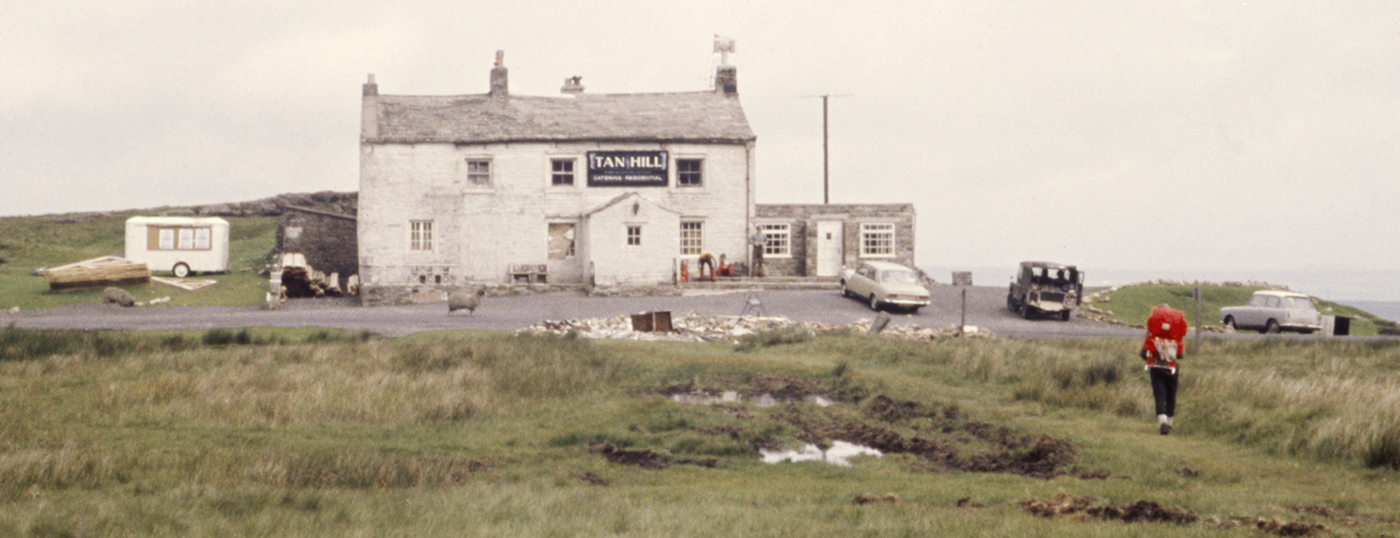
[669,391,831,408]
[760,441,882,467]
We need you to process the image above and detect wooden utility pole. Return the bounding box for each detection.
[822,95,829,204]
[802,94,851,204]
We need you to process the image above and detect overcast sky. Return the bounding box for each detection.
[3,1,1397,293]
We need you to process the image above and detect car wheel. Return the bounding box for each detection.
[1265,319,1281,334]
[840,281,849,297]
[1007,295,1017,312]
[172,263,191,278]
[1223,316,1236,330]
[1021,303,1035,320]
[869,295,881,312]
[909,306,921,315]
[1059,310,1070,321]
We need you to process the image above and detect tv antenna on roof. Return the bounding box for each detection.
[708,35,737,89]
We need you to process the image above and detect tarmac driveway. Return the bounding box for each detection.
[7,286,1146,339]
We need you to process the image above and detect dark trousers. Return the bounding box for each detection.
[751,245,764,277]
[1149,368,1178,417]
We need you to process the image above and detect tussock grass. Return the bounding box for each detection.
[2,326,1400,536]
[974,337,1400,469]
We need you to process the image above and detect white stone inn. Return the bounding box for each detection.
[357,50,914,305]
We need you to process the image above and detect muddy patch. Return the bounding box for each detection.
[1020,493,1333,536]
[589,441,716,469]
[775,394,1083,479]
[664,378,1088,479]
[1019,492,1198,524]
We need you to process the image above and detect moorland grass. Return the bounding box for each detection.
[1,327,1399,536]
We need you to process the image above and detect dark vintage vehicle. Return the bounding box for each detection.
[838,261,931,313]
[1220,290,1323,334]
[1007,261,1083,321]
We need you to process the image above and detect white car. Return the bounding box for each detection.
[1220,290,1323,334]
[838,261,931,313]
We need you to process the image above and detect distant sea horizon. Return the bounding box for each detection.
[921,265,1400,322]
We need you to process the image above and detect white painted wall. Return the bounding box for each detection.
[359,140,754,288]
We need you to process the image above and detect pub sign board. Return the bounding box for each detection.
[587,151,669,187]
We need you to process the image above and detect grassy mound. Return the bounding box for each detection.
[1084,282,1398,336]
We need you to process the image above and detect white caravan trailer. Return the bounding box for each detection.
[124,216,230,277]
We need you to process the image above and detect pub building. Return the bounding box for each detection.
[356,49,913,305]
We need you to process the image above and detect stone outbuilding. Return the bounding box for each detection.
[753,204,916,278]
[274,204,358,290]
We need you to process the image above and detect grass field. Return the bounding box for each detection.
[0,211,278,310]
[1,325,1397,536]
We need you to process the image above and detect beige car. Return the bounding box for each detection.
[1220,290,1323,334]
[839,261,931,313]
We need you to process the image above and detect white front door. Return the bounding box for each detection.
[816,220,843,277]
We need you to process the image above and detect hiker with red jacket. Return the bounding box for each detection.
[1140,304,1187,435]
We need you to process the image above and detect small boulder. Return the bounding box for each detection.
[102,287,135,307]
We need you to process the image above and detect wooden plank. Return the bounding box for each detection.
[150,276,219,292]
[44,256,151,292]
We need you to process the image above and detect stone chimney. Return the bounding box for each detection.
[715,65,737,96]
[489,50,508,97]
[361,73,378,140]
[561,76,584,95]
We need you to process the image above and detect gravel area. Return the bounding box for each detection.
[4,286,1149,339]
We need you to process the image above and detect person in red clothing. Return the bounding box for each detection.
[1141,304,1187,435]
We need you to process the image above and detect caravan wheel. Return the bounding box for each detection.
[172,263,191,278]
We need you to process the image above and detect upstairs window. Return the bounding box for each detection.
[677,159,703,187]
[467,159,492,187]
[551,159,575,186]
[410,220,434,251]
[680,221,703,255]
[627,225,642,246]
[860,223,894,257]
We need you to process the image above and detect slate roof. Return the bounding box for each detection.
[369,91,756,144]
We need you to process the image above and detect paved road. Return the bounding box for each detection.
[6,286,1152,339]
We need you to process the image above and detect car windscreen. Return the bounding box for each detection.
[1286,297,1316,310]
[881,270,919,284]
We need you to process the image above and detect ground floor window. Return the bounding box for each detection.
[627,225,642,246]
[548,223,576,259]
[680,221,703,254]
[760,223,791,257]
[860,223,894,257]
[410,220,434,251]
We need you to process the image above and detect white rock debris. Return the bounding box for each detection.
[517,313,993,343]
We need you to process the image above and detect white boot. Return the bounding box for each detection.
[1158,414,1172,435]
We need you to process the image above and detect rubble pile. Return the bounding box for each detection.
[519,313,994,343]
